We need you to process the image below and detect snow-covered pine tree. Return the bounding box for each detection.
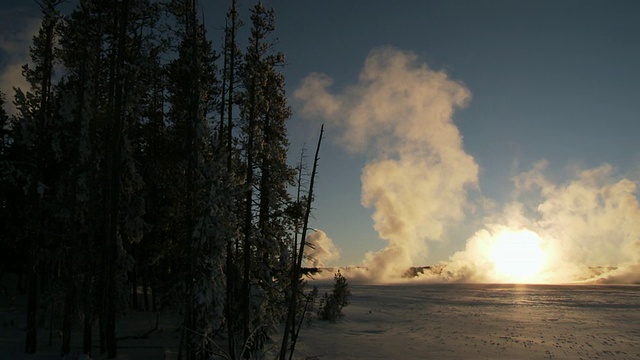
[238,1,295,354]
[55,2,109,354]
[131,43,171,315]
[254,24,295,354]
[55,1,156,357]
[99,1,157,356]
[51,77,90,357]
[219,1,244,357]
[165,1,231,358]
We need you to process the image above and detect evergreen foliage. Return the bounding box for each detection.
[0,1,323,359]
[318,272,352,323]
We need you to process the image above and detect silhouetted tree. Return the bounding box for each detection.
[11,0,63,353]
[219,1,243,357]
[1,1,315,358]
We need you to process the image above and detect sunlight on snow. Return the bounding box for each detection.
[488,229,547,283]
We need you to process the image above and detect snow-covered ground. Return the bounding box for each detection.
[1,281,638,359]
[293,282,639,359]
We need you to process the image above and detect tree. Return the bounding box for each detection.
[0,91,9,154]
[132,43,170,314]
[11,0,63,353]
[219,2,243,357]
[56,1,157,356]
[237,2,296,353]
[96,1,152,356]
[0,90,23,295]
[317,272,351,323]
[55,1,109,354]
[280,125,324,360]
[2,1,315,358]
[166,1,231,358]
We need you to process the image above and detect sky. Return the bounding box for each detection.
[2,1,640,282]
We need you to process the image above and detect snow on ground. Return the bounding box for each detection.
[1,280,639,359]
[292,282,639,360]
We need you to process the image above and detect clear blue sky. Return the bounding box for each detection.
[2,1,640,269]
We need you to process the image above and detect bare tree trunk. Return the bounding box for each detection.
[280,125,324,360]
[131,265,139,310]
[143,281,149,312]
[289,148,306,345]
[24,1,59,353]
[82,268,93,356]
[151,282,157,312]
[102,1,130,357]
[223,2,238,358]
[242,32,259,356]
[24,268,38,353]
[241,112,254,356]
[60,282,76,355]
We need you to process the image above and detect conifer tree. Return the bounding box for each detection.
[55,1,108,354]
[238,1,295,353]
[0,91,8,153]
[219,1,243,357]
[101,1,156,356]
[0,91,9,211]
[56,1,157,356]
[132,44,169,314]
[0,90,20,288]
[166,1,231,358]
[11,0,63,353]
[1,1,313,358]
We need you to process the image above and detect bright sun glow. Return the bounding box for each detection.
[489,229,546,283]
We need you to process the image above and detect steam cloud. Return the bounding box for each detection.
[445,162,640,283]
[296,46,640,284]
[296,47,479,280]
[305,230,341,268]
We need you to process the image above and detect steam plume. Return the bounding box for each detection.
[295,47,639,284]
[305,230,340,268]
[443,162,640,283]
[295,47,479,280]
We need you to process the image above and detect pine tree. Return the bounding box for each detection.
[254,28,294,355]
[101,1,155,356]
[10,0,63,353]
[1,1,312,358]
[55,1,157,356]
[0,91,8,154]
[132,43,169,314]
[55,2,107,354]
[0,90,20,288]
[166,1,231,358]
[238,2,295,353]
[280,125,324,360]
[219,1,243,357]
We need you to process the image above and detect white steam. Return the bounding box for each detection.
[295,47,640,284]
[304,230,341,268]
[443,162,640,284]
[296,47,479,280]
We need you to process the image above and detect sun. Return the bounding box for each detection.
[488,229,546,283]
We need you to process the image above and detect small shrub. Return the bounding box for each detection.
[305,285,319,327]
[317,271,351,323]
